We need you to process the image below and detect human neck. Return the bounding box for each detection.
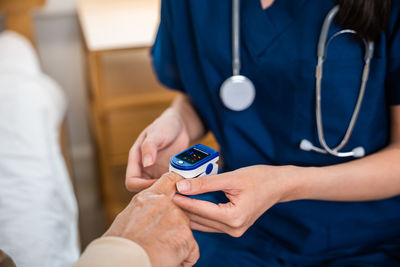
[260,0,275,10]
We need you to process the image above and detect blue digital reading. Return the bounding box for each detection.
[170,144,219,171]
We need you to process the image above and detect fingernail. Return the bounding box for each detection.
[143,154,153,167]
[177,180,190,193]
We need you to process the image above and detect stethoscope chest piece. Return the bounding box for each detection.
[220,75,256,111]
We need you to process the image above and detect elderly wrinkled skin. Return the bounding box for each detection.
[105,173,199,267]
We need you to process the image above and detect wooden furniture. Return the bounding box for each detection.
[77,0,173,224]
[78,0,218,224]
[0,0,44,45]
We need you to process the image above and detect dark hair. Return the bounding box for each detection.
[337,0,391,41]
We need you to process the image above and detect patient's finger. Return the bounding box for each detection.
[125,177,157,193]
[150,172,184,198]
[182,237,200,267]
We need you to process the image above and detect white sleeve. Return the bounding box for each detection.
[73,237,152,267]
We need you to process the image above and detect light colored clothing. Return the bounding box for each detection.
[0,30,79,267]
[73,237,151,267]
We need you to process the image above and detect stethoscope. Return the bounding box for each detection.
[220,1,374,158]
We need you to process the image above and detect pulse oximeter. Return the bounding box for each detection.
[169,144,219,179]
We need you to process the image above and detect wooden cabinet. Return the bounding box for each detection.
[100,49,177,167]
[92,49,177,222]
[78,0,217,223]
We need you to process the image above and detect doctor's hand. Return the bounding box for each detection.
[105,172,199,267]
[173,165,298,237]
[125,108,190,192]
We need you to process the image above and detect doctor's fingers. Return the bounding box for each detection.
[140,121,175,168]
[191,221,246,238]
[126,133,157,192]
[186,211,227,233]
[127,131,146,178]
[190,221,222,234]
[186,211,247,237]
[176,172,235,196]
[173,194,235,225]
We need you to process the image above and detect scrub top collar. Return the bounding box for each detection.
[243,0,308,57]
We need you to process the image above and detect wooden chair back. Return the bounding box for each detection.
[0,0,45,45]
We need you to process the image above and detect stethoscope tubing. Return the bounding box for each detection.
[311,5,374,158]
[228,1,374,158]
[232,0,241,76]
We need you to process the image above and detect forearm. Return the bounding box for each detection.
[169,93,206,141]
[285,107,400,202]
[287,144,400,202]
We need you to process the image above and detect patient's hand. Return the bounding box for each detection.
[105,172,199,267]
[125,108,190,193]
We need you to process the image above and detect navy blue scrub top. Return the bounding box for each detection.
[152,0,400,265]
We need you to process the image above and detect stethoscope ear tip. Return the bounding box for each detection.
[300,139,366,158]
[352,147,365,158]
[300,139,313,151]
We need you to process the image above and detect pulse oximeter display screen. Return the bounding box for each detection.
[177,148,209,164]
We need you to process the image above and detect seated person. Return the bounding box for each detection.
[0,30,79,267]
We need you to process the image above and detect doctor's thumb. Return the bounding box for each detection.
[141,139,159,168]
[176,175,229,195]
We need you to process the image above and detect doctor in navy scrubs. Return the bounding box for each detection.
[126,0,400,265]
